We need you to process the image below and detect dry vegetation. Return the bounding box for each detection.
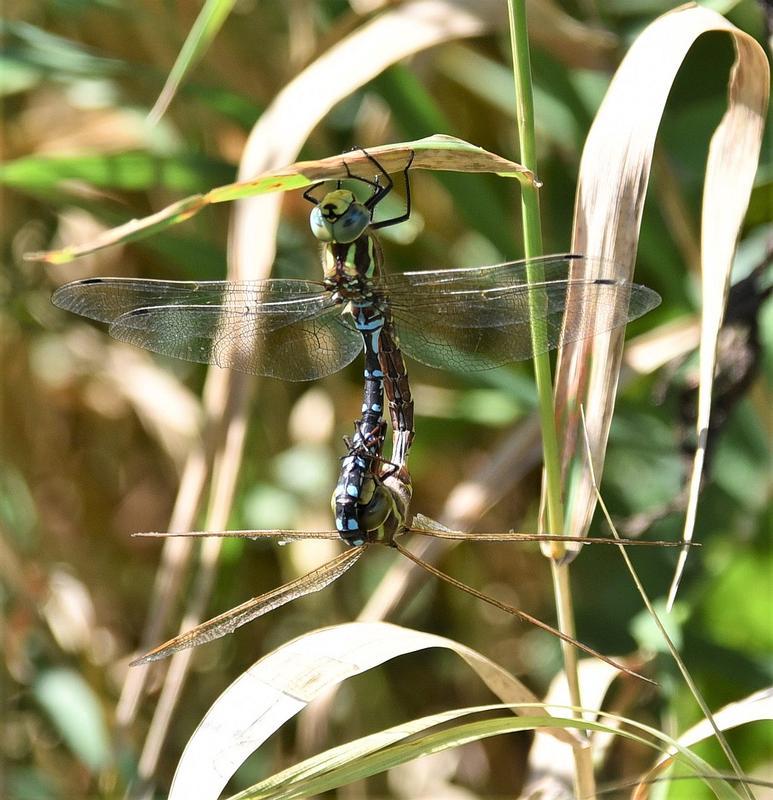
[1,2,770,798]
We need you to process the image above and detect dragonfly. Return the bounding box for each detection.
[52,150,661,546]
[307,151,416,542]
[130,429,692,681]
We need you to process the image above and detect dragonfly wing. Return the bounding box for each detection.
[52,278,326,323]
[380,256,660,371]
[131,547,365,664]
[110,302,361,380]
[54,277,362,379]
[409,513,452,533]
[134,529,342,540]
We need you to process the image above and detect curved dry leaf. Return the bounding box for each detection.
[236,703,542,799]
[214,134,534,202]
[27,135,529,265]
[166,622,575,800]
[240,707,734,800]
[549,5,769,578]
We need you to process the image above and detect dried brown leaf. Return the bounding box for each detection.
[548,5,769,580]
[165,622,573,800]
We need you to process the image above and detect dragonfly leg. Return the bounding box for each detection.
[342,148,394,211]
[369,149,415,231]
[302,183,325,205]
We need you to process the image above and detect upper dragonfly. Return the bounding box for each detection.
[51,152,660,386]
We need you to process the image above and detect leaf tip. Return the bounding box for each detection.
[25,249,69,264]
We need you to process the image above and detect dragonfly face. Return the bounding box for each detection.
[332,455,406,546]
[309,188,371,244]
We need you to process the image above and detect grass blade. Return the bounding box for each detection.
[148,0,238,124]
[165,622,561,800]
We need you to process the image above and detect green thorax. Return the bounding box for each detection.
[311,188,382,298]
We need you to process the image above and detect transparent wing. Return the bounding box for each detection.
[134,529,342,540]
[378,255,661,371]
[52,277,327,322]
[53,278,362,380]
[407,514,692,546]
[111,303,361,380]
[52,256,661,378]
[131,547,364,664]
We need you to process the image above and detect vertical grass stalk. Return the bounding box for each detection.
[507,1,594,794]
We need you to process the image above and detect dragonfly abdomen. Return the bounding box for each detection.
[378,322,414,472]
[328,236,415,474]
[334,298,389,545]
[326,228,414,544]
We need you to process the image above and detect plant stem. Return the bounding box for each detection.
[507,2,594,795]
[507,2,562,550]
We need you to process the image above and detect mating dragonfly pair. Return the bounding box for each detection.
[53,149,664,668]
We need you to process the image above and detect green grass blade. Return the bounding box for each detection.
[148,0,238,123]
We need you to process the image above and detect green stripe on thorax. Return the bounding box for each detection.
[323,233,381,291]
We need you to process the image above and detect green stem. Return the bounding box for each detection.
[507,2,594,796]
[508,0,563,550]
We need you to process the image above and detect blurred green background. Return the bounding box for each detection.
[1,1,770,798]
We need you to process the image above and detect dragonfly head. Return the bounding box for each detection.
[310,189,370,244]
[331,470,394,547]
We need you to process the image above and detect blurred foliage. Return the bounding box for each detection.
[1,1,770,798]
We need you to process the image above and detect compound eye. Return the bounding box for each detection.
[359,475,376,505]
[310,205,335,242]
[359,484,393,532]
[332,203,370,243]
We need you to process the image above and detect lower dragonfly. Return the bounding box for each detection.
[131,429,692,682]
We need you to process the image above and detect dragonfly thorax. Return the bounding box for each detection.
[310,189,371,244]
[322,236,381,304]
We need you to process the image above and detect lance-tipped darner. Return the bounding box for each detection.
[52,148,662,549]
[50,148,680,678]
[302,150,415,543]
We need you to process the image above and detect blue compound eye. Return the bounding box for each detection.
[331,203,370,243]
[310,205,335,242]
[310,189,370,244]
[359,484,393,532]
